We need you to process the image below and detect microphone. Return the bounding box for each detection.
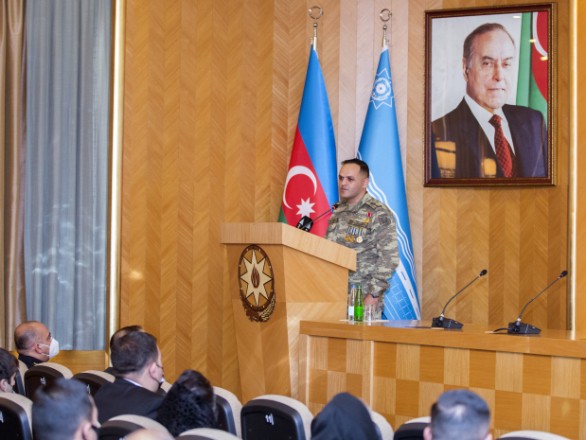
[431,269,488,329]
[507,270,568,335]
[296,204,338,232]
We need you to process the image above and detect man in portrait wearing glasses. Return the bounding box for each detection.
[431,22,547,179]
[94,331,165,423]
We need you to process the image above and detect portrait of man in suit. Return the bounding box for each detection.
[429,20,548,180]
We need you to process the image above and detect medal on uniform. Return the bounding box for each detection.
[356,236,363,243]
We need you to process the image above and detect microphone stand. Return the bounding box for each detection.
[507,270,568,335]
[296,205,337,232]
[431,269,488,330]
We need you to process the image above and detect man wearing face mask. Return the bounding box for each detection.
[94,331,165,423]
[13,320,60,368]
[0,348,19,393]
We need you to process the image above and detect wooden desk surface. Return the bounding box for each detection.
[298,320,586,438]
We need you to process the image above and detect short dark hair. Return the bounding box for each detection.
[341,158,369,177]
[0,348,18,382]
[109,324,144,349]
[14,320,43,350]
[111,331,159,374]
[430,389,490,440]
[463,23,515,68]
[32,378,94,440]
[156,370,217,436]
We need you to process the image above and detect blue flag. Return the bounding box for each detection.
[357,47,421,320]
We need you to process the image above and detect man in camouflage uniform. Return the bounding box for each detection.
[326,158,398,319]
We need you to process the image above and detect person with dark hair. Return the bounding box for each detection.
[326,158,399,319]
[104,324,144,375]
[156,369,217,436]
[310,392,379,440]
[424,389,492,440]
[32,377,100,440]
[0,347,19,393]
[94,331,165,423]
[432,22,547,179]
[13,320,60,367]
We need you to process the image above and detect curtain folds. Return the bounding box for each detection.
[23,0,111,350]
[1,0,26,348]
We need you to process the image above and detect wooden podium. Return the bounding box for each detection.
[221,223,356,402]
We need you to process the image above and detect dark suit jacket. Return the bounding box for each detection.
[432,99,547,178]
[94,377,165,423]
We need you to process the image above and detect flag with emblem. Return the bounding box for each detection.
[278,44,338,237]
[357,45,421,320]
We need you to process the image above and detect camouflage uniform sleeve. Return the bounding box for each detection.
[367,207,399,296]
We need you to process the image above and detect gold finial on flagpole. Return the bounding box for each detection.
[308,5,323,49]
[380,9,391,48]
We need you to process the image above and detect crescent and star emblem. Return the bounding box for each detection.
[282,165,317,209]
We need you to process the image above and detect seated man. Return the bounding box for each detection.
[104,324,143,375]
[32,377,100,440]
[14,320,60,368]
[424,389,492,440]
[0,347,19,393]
[94,331,165,423]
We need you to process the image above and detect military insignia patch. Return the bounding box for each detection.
[238,244,276,322]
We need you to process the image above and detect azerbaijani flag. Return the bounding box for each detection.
[278,44,338,237]
[357,46,421,320]
[516,11,548,123]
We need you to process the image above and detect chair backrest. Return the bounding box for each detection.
[24,362,73,399]
[498,431,571,440]
[370,410,394,440]
[178,427,240,439]
[213,386,242,437]
[73,370,115,396]
[0,393,33,440]
[99,414,169,440]
[393,417,430,440]
[241,394,313,440]
[14,361,28,397]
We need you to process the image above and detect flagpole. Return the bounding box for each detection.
[380,8,391,49]
[308,5,323,50]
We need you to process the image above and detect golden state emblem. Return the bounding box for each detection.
[238,245,276,322]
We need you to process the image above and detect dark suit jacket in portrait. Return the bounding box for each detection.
[94,377,165,423]
[431,98,547,178]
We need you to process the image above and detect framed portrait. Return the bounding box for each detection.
[424,4,554,186]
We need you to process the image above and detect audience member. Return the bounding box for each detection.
[311,392,379,440]
[156,369,217,436]
[0,347,19,393]
[105,324,144,375]
[32,377,99,440]
[424,389,492,440]
[94,331,165,423]
[14,320,59,368]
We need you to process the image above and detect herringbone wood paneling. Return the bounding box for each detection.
[120,0,571,398]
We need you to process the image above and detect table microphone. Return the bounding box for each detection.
[431,269,488,329]
[296,204,338,232]
[507,270,568,335]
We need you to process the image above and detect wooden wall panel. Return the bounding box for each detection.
[120,0,573,397]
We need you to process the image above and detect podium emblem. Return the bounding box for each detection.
[238,245,276,322]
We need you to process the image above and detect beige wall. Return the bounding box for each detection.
[120,0,576,394]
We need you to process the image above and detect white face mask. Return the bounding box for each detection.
[40,337,60,358]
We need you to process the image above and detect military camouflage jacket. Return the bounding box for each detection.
[326,192,399,300]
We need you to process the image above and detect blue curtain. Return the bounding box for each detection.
[24,0,112,350]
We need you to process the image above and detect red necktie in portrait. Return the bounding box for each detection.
[489,114,516,178]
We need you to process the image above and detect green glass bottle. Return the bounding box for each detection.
[354,283,364,322]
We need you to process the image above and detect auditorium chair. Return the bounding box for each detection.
[177,427,240,439]
[98,414,170,439]
[14,360,28,396]
[370,410,394,439]
[24,361,73,399]
[0,392,33,440]
[73,370,115,396]
[240,394,313,440]
[393,416,430,440]
[213,385,242,437]
[498,431,571,440]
